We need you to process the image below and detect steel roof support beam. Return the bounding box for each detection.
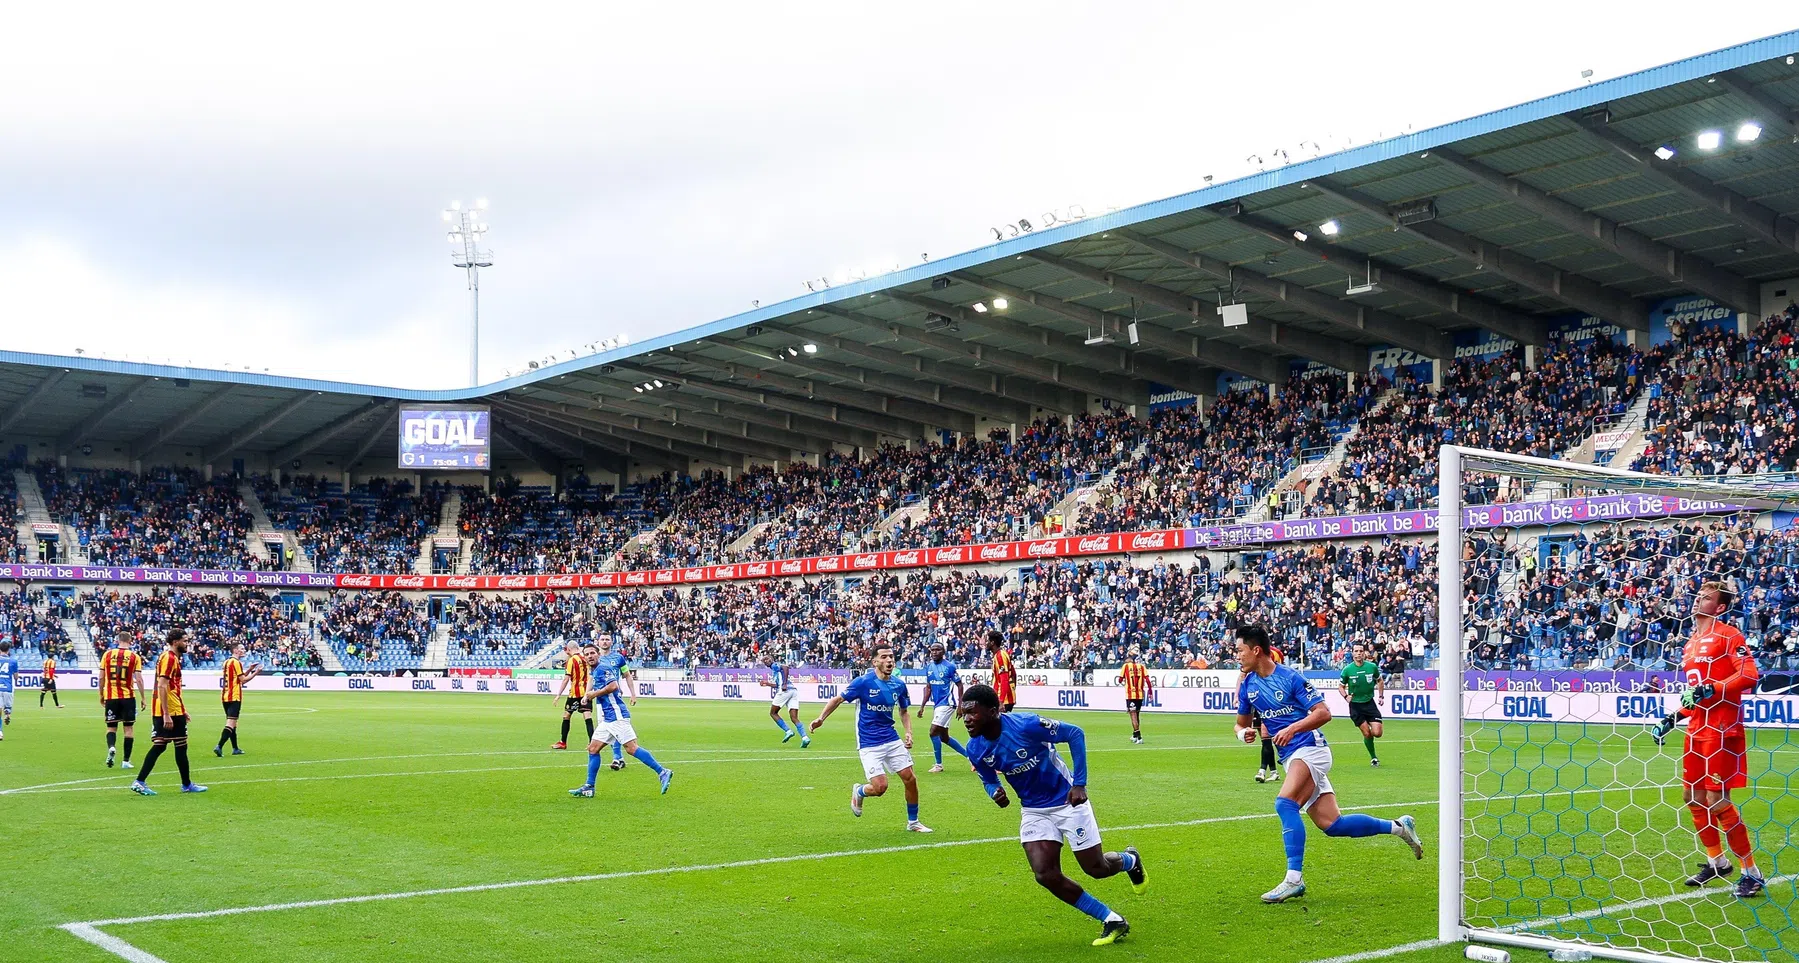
[884,291,1221,398]
[518,382,835,455]
[605,361,927,441]
[504,420,632,477]
[1715,70,1799,138]
[780,327,1083,415]
[1569,111,1799,257]
[348,409,400,467]
[714,340,1029,425]
[495,400,743,470]
[1216,209,1551,346]
[266,399,396,466]
[1112,230,1455,360]
[59,378,157,449]
[570,370,881,448]
[1027,251,1366,374]
[0,369,69,434]
[1307,178,1651,330]
[129,384,242,459]
[491,420,565,476]
[811,304,1149,406]
[1429,147,1760,313]
[670,350,971,433]
[948,272,1286,385]
[506,397,795,463]
[495,405,687,473]
[202,392,320,464]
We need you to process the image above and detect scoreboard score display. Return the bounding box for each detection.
[398,407,491,470]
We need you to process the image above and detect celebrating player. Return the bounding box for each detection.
[40,653,60,708]
[961,683,1146,946]
[1119,649,1152,744]
[132,628,206,796]
[1654,581,1765,898]
[0,640,16,739]
[551,641,595,750]
[570,643,672,797]
[988,630,1017,713]
[1233,624,1421,902]
[214,643,262,757]
[1340,643,1384,767]
[761,650,809,747]
[917,642,966,771]
[811,645,930,832]
[99,631,147,769]
[594,634,630,769]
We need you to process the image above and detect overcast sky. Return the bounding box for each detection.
[2,3,1794,388]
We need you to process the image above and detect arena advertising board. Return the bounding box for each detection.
[170,672,1799,729]
[398,406,490,470]
[0,488,1746,591]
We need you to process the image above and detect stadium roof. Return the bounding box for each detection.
[5,29,1799,475]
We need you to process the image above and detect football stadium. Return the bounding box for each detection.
[9,23,1799,963]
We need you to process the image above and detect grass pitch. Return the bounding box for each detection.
[2,692,1768,963]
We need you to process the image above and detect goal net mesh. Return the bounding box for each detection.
[1444,447,1799,963]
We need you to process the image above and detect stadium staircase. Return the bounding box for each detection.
[236,482,278,566]
[875,499,929,536]
[1272,386,1403,517]
[306,629,345,673]
[61,618,100,670]
[13,468,48,562]
[1055,440,1148,534]
[417,489,464,574]
[723,521,770,555]
[516,636,569,670]
[422,623,450,671]
[1526,391,1655,500]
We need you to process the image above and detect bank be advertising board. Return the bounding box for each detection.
[398,407,490,470]
[190,672,1799,730]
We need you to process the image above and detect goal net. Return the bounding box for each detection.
[1438,446,1799,963]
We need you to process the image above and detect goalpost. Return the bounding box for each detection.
[1438,445,1799,963]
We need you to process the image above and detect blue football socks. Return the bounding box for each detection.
[943,734,967,758]
[775,717,792,735]
[632,746,665,775]
[585,752,603,787]
[1322,813,1392,838]
[1275,796,1306,872]
[931,735,943,765]
[612,741,624,762]
[1073,891,1112,923]
[906,802,919,822]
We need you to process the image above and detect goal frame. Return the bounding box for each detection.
[1436,443,1799,963]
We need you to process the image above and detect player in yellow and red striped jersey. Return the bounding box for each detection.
[214,643,262,757]
[99,631,147,770]
[551,641,595,749]
[1120,651,1153,744]
[40,655,60,708]
[132,628,204,795]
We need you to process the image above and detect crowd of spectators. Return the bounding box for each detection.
[449,590,595,665]
[1,469,18,563]
[315,590,432,669]
[1079,373,1377,532]
[38,464,259,569]
[0,589,75,662]
[1632,307,1799,477]
[259,475,444,574]
[1303,337,1653,516]
[74,586,318,670]
[460,477,675,574]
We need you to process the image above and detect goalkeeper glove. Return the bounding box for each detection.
[1652,713,1679,747]
[1680,684,1717,710]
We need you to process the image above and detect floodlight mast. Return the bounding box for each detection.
[443,199,494,387]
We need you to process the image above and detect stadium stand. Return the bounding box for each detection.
[73,587,318,670]
[448,590,595,666]
[458,476,675,574]
[257,474,444,574]
[0,588,75,663]
[1,467,17,563]
[36,463,258,569]
[1632,306,1799,476]
[315,590,432,671]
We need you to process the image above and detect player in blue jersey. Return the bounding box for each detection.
[570,643,672,797]
[961,683,1145,946]
[916,643,967,772]
[595,635,629,770]
[761,651,809,747]
[0,640,15,739]
[810,645,930,832]
[1233,624,1423,903]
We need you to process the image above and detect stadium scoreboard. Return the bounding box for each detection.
[398,406,490,470]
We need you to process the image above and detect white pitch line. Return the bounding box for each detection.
[69,798,1440,929]
[1496,872,1797,933]
[1301,938,1447,963]
[60,924,169,963]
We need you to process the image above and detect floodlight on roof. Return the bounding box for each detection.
[786,347,798,357]
[633,386,643,393]
[802,343,818,354]
[992,298,1008,310]
[1292,230,1309,243]
[1654,145,1677,161]
[1737,122,1763,143]
[1696,130,1723,151]
[1318,219,1341,236]
[972,302,988,313]
[653,380,664,388]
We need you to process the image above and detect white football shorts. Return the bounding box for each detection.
[1019,801,1103,850]
[771,688,800,711]
[1287,743,1335,811]
[931,704,956,728]
[597,718,638,748]
[858,739,914,779]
